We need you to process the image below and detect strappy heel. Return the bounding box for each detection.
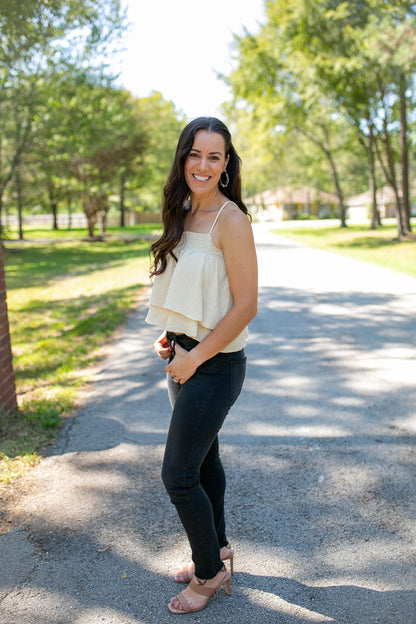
[168,566,231,614]
[174,544,234,583]
[222,545,234,576]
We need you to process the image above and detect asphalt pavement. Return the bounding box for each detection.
[1,223,416,624]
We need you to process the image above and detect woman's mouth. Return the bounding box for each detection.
[193,174,210,182]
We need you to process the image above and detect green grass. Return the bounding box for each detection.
[272,223,416,277]
[6,223,161,240]
[1,229,160,483]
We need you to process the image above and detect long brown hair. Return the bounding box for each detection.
[149,117,248,276]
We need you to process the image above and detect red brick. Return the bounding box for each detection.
[0,381,17,410]
[3,391,17,412]
[0,247,16,413]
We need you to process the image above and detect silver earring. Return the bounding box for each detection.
[219,170,229,188]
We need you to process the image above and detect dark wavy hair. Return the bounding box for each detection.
[150,116,248,276]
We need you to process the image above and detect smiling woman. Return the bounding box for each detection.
[146,117,258,614]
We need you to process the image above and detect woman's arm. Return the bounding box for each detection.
[154,331,172,360]
[165,207,258,383]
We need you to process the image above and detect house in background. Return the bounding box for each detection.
[246,185,339,221]
[346,185,416,222]
[247,183,416,223]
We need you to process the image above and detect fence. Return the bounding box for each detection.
[3,211,161,230]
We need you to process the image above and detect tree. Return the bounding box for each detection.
[62,80,148,236]
[225,18,353,225]
[0,0,126,236]
[0,244,17,413]
[225,0,416,235]
[138,92,185,210]
[265,0,415,236]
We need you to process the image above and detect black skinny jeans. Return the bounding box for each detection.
[161,332,246,580]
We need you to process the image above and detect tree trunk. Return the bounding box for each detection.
[15,165,24,240]
[100,210,107,235]
[82,194,97,237]
[0,188,4,240]
[0,103,35,238]
[82,192,108,238]
[374,114,404,238]
[0,244,17,413]
[368,126,379,230]
[48,182,59,231]
[399,74,412,235]
[304,126,347,227]
[324,145,347,227]
[67,195,72,230]
[119,174,126,227]
[354,119,379,229]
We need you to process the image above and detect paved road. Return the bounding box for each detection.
[1,225,416,624]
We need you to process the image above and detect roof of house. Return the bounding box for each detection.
[246,185,339,206]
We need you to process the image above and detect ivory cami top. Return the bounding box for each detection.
[145,200,248,353]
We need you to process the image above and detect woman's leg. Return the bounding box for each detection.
[200,436,227,548]
[162,351,245,580]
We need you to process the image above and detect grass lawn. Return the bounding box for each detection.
[5,223,160,240]
[272,222,416,278]
[1,226,161,484]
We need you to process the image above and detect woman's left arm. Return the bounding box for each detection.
[165,208,258,383]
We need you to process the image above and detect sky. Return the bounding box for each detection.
[112,0,265,119]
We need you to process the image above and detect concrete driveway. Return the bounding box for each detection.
[1,224,415,624]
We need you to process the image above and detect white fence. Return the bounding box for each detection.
[3,212,161,229]
[4,213,88,228]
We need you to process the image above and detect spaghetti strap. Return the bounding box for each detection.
[209,200,233,234]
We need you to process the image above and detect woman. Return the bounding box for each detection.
[146,116,257,614]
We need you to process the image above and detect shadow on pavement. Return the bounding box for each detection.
[2,255,416,623]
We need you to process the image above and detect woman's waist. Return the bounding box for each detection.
[166,331,245,359]
[166,331,199,352]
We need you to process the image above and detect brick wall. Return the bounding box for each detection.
[0,244,17,413]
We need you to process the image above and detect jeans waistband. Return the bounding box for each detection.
[166,332,199,352]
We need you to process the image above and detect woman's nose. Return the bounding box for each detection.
[197,157,209,171]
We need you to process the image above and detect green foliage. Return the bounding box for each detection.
[0,14,183,236]
[138,92,186,208]
[0,0,127,235]
[224,0,416,233]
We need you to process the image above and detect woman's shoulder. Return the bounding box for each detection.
[213,200,253,251]
[219,200,251,230]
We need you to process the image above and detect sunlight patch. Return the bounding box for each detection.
[245,423,348,438]
[244,588,335,621]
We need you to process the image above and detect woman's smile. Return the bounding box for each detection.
[193,174,211,182]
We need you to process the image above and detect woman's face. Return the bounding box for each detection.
[184,130,229,197]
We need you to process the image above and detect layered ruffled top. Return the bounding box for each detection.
[145,202,248,353]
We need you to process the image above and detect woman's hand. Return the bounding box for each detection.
[154,332,171,360]
[165,343,198,385]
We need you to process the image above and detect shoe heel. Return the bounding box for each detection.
[224,578,231,596]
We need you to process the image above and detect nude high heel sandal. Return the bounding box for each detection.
[168,566,231,614]
[223,544,234,576]
[174,544,234,583]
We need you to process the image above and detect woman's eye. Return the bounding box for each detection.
[189,152,199,158]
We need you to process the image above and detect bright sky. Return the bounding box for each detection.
[113,0,264,119]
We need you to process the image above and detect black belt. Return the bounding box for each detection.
[166,332,199,355]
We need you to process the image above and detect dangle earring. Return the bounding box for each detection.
[183,196,192,211]
[219,170,229,188]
